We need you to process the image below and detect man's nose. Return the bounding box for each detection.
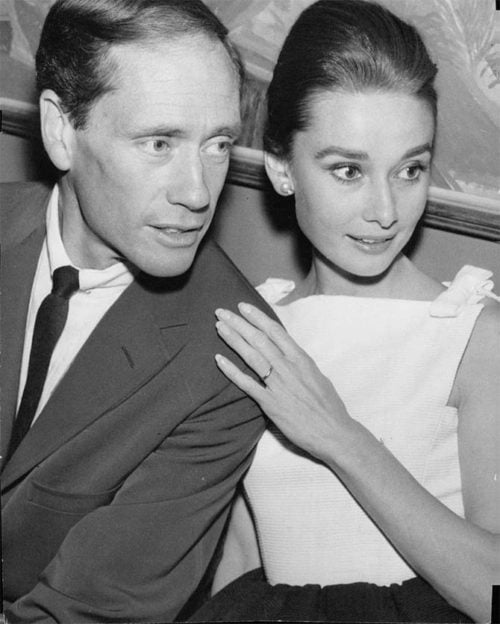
[362,178,398,228]
[166,153,210,211]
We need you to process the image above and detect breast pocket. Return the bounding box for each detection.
[28,479,121,514]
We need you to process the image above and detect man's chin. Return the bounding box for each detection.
[135,247,199,278]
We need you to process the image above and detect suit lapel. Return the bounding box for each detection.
[1,273,191,488]
[0,219,46,465]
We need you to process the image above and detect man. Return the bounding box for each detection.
[0,1,267,621]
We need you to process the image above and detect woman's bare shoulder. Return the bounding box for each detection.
[454,302,500,406]
[465,303,499,363]
[454,303,499,531]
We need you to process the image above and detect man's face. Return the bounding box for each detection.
[60,35,241,276]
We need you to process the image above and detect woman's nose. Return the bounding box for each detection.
[363,179,398,228]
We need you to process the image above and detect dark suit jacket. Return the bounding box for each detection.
[1,181,266,623]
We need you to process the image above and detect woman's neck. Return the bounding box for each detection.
[290,254,442,301]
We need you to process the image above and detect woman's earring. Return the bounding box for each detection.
[280,181,294,196]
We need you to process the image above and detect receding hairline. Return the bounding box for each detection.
[77,31,242,116]
[103,31,242,78]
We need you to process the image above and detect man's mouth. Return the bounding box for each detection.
[152,223,202,232]
[150,224,203,247]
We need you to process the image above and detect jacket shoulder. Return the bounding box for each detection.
[193,239,274,313]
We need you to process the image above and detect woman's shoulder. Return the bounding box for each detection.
[465,303,500,362]
[450,297,500,408]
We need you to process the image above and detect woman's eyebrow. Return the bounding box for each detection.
[314,142,433,161]
[402,143,433,159]
[314,146,369,160]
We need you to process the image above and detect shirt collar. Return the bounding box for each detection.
[46,185,136,291]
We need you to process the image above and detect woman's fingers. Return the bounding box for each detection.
[216,304,297,360]
[215,307,283,361]
[216,319,271,378]
[237,303,300,359]
[215,354,268,403]
[215,304,317,387]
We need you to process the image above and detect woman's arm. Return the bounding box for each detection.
[214,302,500,622]
[212,490,262,595]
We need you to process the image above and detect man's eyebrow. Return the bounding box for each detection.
[314,142,433,161]
[211,123,242,139]
[132,126,185,138]
[132,123,242,139]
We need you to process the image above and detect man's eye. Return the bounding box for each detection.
[150,139,169,152]
[139,139,170,155]
[204,140,232,158]
[331,165,362,183]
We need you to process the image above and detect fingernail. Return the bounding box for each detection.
[215,308,230,320]
[216,321,229,335]
[239,302,252,314]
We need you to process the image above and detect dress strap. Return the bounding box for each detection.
[429,265,498,317]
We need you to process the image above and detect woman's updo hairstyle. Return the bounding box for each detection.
[264,0,437,159]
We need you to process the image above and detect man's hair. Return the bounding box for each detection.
[36,0,243,129]
[265,0,438,158]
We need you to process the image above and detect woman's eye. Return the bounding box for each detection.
[331,165,362,182]
[398,164,427,182]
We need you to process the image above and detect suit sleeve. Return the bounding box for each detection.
[5,383,264,623]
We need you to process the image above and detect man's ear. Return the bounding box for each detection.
[264,152,295,197]
[39,90,75,172]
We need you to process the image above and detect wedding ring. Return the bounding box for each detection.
[261,365,273,381]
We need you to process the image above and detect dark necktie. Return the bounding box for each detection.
[7,265,80,459]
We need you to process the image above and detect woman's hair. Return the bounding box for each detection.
[264,0,437,158]
[36,0,243,130]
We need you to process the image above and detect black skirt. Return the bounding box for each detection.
[187,568,473,623]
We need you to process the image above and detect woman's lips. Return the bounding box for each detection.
[346,234,396,253]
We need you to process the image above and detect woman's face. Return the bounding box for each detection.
[286,90,435,280]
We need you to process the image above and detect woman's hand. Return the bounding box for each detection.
[215,302,352,463]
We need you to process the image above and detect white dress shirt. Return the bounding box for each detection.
[17,185,135,425]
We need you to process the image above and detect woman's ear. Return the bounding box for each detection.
[39,90,75,172]
[264,152,295,196]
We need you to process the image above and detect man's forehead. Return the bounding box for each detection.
[89,36,241,136]
[104,36,238,101]
[107,34,236,79]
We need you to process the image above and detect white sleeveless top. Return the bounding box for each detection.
[244,266,493,587]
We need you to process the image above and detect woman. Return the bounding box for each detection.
[191,1,499,621]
